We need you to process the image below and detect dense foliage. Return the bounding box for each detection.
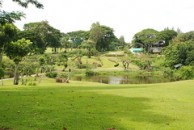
[22,21,62,54]
[0,23,18,63]
[132,28,177,52]
[164,32,194,68]
[5,38,32,84]
[132,29,159,52]
[89,22,118,52]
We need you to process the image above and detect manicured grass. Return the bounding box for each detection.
[0,79,194,130]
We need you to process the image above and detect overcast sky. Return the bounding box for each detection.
[2,0,194,42]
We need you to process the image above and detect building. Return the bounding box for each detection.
[150,40,165,53]
[130,48,143,54]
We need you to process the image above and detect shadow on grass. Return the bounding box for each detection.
[71,93,173,128]
[0,87,173,130]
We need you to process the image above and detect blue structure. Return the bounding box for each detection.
[130,48,143,53]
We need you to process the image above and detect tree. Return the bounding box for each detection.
[59,53,68,71]
[46,27,62,53]
[23,21,62,53]
[118,36,126,50]
[60,34,71,51]
[89,22,117,52]
[132,29,159,52]
[0,11,25,25]
[81,40,96,58]
[173,31,194,43]
[5,38,32,85]
[0,23,18,64]
[0,0,43,8]
[89,22,103,45]
[67,30,90,48]
[0,67,4,85]
[131,54,152,71]
[0,0,43,63]
[158,28,177,46]
[164,32,193,68]
[164,40,194,68]
[18,29,45,54]
[0,0,42,24]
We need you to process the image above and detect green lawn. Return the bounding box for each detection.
[0,79,194,130]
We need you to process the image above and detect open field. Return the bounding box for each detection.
[0,79,194,130]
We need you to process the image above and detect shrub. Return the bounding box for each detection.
[136,70,152,78]
[163,66,193,81]
[58,72,68,78]
[163,67,174,80]
[2,59,15,78]
[85,69,98,76]
[46,72,58,78]
[19,62,38,76]
[176,66,194,80]
[77,64,88,69]
[0,68,4,78]
[133,59,152,71]
[28,82,37,86]
[44,65,55,72]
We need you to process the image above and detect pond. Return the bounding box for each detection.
[71,75,171,84]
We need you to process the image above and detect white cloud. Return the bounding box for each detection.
[2,0,194,42]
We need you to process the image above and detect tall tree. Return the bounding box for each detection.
[5,38,32,85]
[60,34,71,51]
[132,29,159,52]
[23,21,62,53]
[118,36,126,50]
[89,22,102,44]
[89,22,117,51]
[0,23,18,64]
[46,27,62,53]
[0,67,4,85]
[67,30,90,48]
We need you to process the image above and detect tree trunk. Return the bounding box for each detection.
[13,64,19,85]
[0,49,3,66]
[54,47,57,53]
[0,45,5,66]
[1,78,3,86]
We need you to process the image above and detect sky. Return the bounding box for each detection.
[2,0,194,42]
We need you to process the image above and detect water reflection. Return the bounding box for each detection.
[71,75,170,84]
[108,76,123,84]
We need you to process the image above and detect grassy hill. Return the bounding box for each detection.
[0,79,194,130]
